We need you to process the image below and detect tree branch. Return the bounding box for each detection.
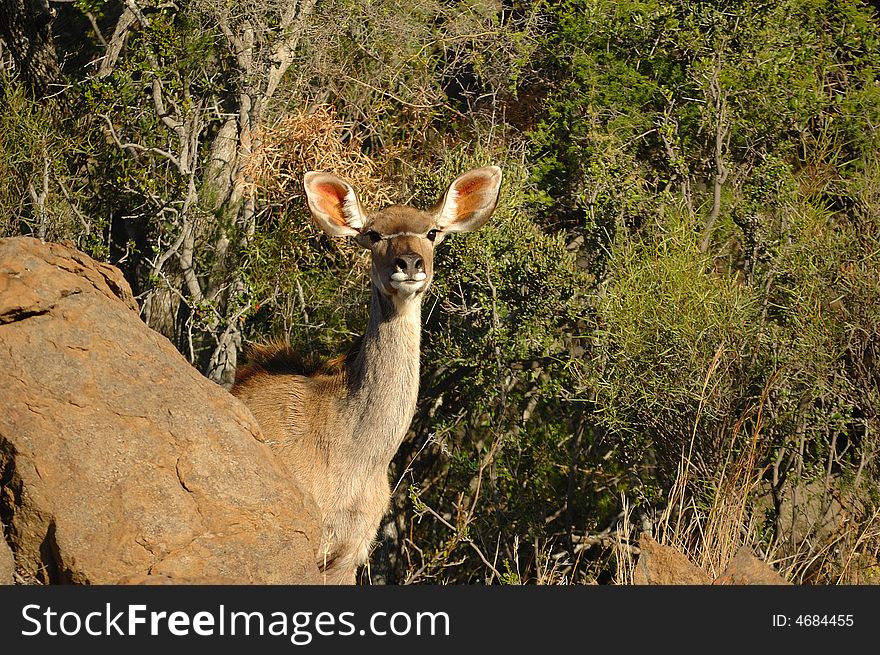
[700,65,730,254]
[100,113,183,170]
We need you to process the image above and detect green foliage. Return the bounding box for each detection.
[290,0,540,155]
[591,212,762,476]
[529,0,880,256]
[427,149,583,367]
[517,0,880,581]
[240,206,371,355]
[0,82,106,256]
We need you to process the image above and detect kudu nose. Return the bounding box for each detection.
[393,254,424,277]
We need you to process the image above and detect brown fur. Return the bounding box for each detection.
[234,341,356,386]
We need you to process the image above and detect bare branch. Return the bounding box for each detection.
[27,155,50,240]
[97,6,137,77]
[151,78,183,134]
[123,0,150,27]
[54,173,92,235]
[84,11,108,48]
[700,63,731,254]
[100,113,183,170]
[414,493,504,581]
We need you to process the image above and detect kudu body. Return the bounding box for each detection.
[231,166,502,583]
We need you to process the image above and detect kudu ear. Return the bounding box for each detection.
[303,172,367,238]
[434,166,502,233]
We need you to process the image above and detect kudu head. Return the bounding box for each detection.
[303,166,502,304]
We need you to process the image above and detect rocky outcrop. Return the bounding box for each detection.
[714,546,789,585]
[0,237,321,584]
[632,534,789,585]
[0,527,13,584]
[632,534,712,585]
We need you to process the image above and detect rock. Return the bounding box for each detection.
[632,534,712,585]
[713,546,789,585]
[117,574,246,585]
[755,478,857,559]
[1,530,13,584]
[0,237,321,584]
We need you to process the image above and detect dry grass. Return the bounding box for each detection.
[240,105,398,209]
[611,495,637,585]
[606,360,880,585]
[776,493,880,585]
[646,357,770,579]
[623,446,880,584]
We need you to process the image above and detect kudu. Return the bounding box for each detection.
[231,166,502,583]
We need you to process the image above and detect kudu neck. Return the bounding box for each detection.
[351,285,422,385]
[370,285,423,330]
[345,285,423,463]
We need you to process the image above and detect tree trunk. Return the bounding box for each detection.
[0,0,66,97]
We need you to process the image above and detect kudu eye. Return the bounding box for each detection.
[426,229,439,242]
[366,230,382,244]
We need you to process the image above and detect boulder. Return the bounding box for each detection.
[0,237,321,584]
[632,534,712,585]
[1,529,13,584]
[117,574,247,585]
[713,546,789,585]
